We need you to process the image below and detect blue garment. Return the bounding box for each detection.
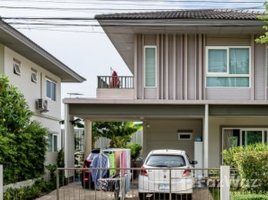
[91,153,110,188]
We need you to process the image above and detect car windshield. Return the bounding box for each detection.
[146,155,186,167]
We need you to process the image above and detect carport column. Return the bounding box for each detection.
[142,122,147,159]
[64,103,75,179]
[204,104,209,170]
[84,120,92,159]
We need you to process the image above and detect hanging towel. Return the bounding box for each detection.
[115,151,121,175]
[121,150,127,175]
[109,153,115,176]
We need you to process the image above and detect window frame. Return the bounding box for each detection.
[178,132,192,140]
[144,45,157,88]
[31,69,38,83]
[206,46,251,88]
[221,127,268,164]
[13,58,21,76]
[48,133,58,152]
[46,78,56,101]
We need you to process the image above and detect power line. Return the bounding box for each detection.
[0,3,264,11]
[0,0,266,3]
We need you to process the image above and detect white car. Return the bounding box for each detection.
[138,149,197,200]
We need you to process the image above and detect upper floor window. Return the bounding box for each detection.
[144,46,157,88]
[46,78,56,101]
[13,58,21,76]
[31,69,37,83]
[206,47,250,88]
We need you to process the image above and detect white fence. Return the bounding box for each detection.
[55,166,231,200]
[94,130,143,149]
[0,165,3,200]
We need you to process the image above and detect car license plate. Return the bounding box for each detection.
[159,184,170,190]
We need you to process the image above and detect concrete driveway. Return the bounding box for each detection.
[36,182,214,200]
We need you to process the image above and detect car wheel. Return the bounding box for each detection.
[187,194,192,200]
[139,192,146,200]
[90,181,95,189]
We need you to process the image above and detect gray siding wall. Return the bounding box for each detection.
[135,34,267,101]
[145,119,202,161]
[255,43,266,100]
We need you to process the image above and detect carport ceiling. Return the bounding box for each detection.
[68,104,205,121]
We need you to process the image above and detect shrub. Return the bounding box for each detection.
[223,143,268,193]
[234,150,268,193]
[232,193,268,200]
[126,143,142,160]
[45,164,57,190]
[3,179,53,200]
[0,74,48,184]
[223,144,268,167]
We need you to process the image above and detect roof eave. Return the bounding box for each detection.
[0,20,86,83]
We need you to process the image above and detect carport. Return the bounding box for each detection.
[63,98,209,179]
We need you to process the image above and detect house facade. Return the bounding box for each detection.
[0,20,85,166]
[64,9,268,171]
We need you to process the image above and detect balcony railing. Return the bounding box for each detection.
[97,76,134,89]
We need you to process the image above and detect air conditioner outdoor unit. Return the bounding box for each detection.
[36,99,49,113]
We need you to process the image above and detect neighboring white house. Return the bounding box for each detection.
[0,19,85,165]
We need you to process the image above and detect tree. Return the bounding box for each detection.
[0,74,48,184]
[94,122,143,148]
[72,120,142,148]
[255,3,268,44]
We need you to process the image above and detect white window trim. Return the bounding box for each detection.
[221,127,268,163]
[31,69,38,83]
[144,45,157,88]
[48,133,58,152]
[13,59,21,76]
[46,78,56,101]
[206,46,251,88]
[178,132,192,140]
[206,47,229,75]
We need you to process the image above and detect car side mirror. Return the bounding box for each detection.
[190,161,198,165]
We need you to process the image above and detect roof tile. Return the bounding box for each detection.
[95,9,265,20]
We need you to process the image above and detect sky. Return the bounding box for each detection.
[0,0,266,116]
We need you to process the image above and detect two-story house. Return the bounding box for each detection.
[0,19,85,166]
[63,9,268,171]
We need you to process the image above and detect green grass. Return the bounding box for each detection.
[209,188,220,200]
[232,193,268,200]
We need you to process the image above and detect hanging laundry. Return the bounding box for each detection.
[91,153,111,188]
[98,178,120,192]
[115,151,121,175]
[121,150,127,175]
[109,153,115,176]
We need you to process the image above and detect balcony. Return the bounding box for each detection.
[96,76,135,99]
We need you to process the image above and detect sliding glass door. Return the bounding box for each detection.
[222,128,268,151]
[241,130,264,146]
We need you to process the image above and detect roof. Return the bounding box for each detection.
[95,9,265,20]
[95,9,265,74]
[0,19,86,83]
